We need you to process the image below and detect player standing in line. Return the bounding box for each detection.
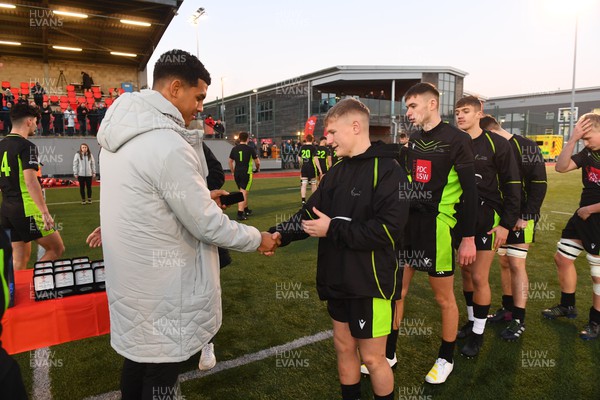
[542,113,600,339]
[270,98,408,400]
[229,131,260,221]
[0,103,64,270]
[454,96,520,358]
[316,136,332,182]
[380,83,477,384]
[298,134,321,205]
[480,115,547,341]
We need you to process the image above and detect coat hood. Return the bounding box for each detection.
[97,89,202,152]
[352,141,400,160]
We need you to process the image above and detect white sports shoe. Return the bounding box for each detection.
[360,353,397,375]
[425,358,453,384]
[198,343,217,370]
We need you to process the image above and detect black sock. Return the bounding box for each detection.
[374,392,394,400]
[244,207,250,212]
[341,382,361,400]
[590,307,600,324]
[560,292,576,308]
[302,197,306,202]
[463,291,474,306]
[237,210,244,216]
[438,339,455,363]
[513,306,525,322]
[386,329,398,360]
[502,295,514,311]
[473,303,490,320]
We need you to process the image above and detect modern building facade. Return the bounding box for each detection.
[203,65,467,144]
[483,87,600,140]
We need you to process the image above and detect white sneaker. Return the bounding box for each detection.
[360,353,397,375]
[425,358,453,384]
[198,343,217,370]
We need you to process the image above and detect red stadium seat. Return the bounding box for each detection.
[60,95,68,103]
[118,88,125,95]
[50,95,59,104]
[91,86,100,93]
[104,98,113,106]
[93,92,101,99]
[21,88,29,95]
[43,95,48,102]
[77,97,85,104]
[84,91,93,98]
[66,85,75,92]
[20,82,28,89]
[10,87,20,96]
[1,81,10,90]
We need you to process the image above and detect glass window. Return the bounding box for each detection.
[258,100,273,122]
[235,106,247,124]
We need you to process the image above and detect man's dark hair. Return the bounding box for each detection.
[480,114,501,131]
[404,82,439,101]
[153,49,211,87]
[10,103,41,123]
[238,131,249,142]
[456,95,483,111]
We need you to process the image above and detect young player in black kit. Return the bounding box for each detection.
[542,113,600,340]
[298,134,321,205]
[316,136,332,180]
[480,115,547,341]
[454,96,521,358]
[380,83,477,384]
[269,98,408,400]
[0,103,64,270]
[228,131,260,220]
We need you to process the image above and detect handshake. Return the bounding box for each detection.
[257,231,281,256]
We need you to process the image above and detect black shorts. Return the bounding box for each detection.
[561,212,600,256]
[0,214,54,243]
[300,163,317,180]
[327,298,394,339]
[402,211,454,277]
[455,201,500,251]
[506,219,536,245]
[234,171,253,191]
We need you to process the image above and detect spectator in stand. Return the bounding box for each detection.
[261,141,269,158]
[64,106,76,136]
[1,103,11,134]
[77,102,88,135]
[17,95,27,105]
[379,90,386,100]
[97,102,106,128]
[40,101,52,136]
[81,71,93,91]
[32,82,46,107]
[213,119,224,138]
[365,91,375,99]
[204,114,215,136]
[73,143,96,205]
[52,106,64,135]
[88,104,99,135]
[4,89,14,106]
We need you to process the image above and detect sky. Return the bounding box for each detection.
[147,0,600,102]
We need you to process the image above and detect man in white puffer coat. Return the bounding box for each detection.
[97,49,279,399]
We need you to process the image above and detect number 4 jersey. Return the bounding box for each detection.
[0,134,41,218]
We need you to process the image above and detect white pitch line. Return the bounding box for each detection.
[550,211,572,215]
[32,347,53,400]
[46,200,96,206]
[83,330,333,400]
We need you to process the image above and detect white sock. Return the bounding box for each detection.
[467,306,474,321]
[472,317,486,335]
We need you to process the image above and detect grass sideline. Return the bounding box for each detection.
[9,167,600,399]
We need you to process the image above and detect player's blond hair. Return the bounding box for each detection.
[580,113,600,130]
[324,98,370,126]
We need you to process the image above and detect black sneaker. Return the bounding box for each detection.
[500,319,525,341]
[487,307,513,323]
[244,208,253,216]
[457,320,473,339]
[237,214,248,221]
[461,333,483,358]
[541,304,578,319]
[580,321,600,340]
